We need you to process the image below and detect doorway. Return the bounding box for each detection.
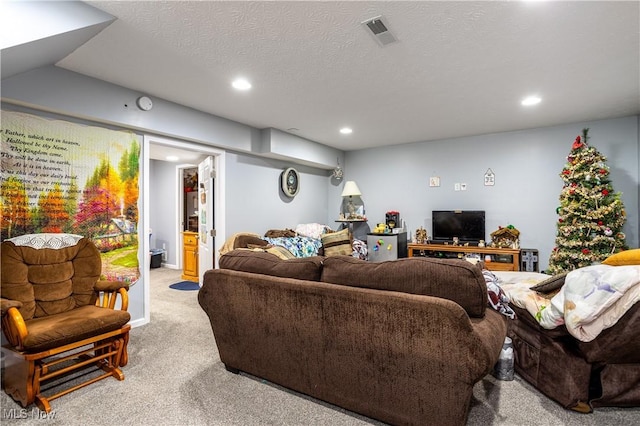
[140,135,226,326]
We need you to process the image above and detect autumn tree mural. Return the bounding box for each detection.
[2,111,141,284]
[1,176,31,239]
[38,183,70,233]
[75,159,124,239]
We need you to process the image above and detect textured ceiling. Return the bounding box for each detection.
[57,1,640,151]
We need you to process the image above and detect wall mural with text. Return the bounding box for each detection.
[1,111,141,285]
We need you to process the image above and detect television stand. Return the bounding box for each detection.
[408,243,520,271]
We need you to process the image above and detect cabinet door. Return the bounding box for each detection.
[367,235,398,262]
[183,245,198,277]
[182,233,199,281]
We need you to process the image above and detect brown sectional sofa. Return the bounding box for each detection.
[198,250,507,426]
[508,303,640,412]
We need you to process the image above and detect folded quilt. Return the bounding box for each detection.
[264,236,323,257]
[538,264,640,341]
[497,266,640,342]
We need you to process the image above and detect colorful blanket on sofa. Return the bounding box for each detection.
[496,266,640,342]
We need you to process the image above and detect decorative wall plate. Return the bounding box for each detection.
[484,168,495,186]
[281,167,300,197]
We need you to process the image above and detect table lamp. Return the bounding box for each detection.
[341,181,362,218]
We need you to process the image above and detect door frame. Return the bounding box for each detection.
[141,135,225,325]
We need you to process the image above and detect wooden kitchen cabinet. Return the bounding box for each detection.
[182,231,199,282]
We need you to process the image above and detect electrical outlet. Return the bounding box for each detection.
[454,183,461,191]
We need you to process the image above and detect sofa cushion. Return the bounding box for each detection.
[23,305,130,352]
[321,228,352,256]
[219,249,324,281]
[320,256,487,317]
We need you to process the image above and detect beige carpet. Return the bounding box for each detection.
[1,267,638,425]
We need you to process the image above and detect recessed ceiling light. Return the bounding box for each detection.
[166,155,179,162]
[340,127,353,135]
[521,96,541,106]
[232,78,252,90]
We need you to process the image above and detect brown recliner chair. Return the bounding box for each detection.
[1,234,131,412]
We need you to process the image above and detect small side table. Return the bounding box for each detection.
[335,219,367,234]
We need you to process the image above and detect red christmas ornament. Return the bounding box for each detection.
[602,189,609,196]
[571,182,577,187]
[569,189,575,195]
[562,169,570,175]
[559,218,564,223]
[572,136,583,150]
[598,221,603,226]
[599,169,607,175]
[582,248,590,255]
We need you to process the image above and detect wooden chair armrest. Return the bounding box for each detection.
[95,287,129,312]
[1,307,28,349]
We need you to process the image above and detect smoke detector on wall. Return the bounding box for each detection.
[362,15,398,47]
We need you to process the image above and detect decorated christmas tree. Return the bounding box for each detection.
[547,128,627,274]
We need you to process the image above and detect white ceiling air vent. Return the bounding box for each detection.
[362,15,398,47]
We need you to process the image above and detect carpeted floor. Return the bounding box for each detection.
[1,267,638,425]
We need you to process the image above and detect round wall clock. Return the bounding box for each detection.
[281,167,300,198]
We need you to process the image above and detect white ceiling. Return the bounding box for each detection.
[147,143,208,165]
[56,1,640,151]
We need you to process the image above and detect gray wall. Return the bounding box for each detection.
[149,159,180,266]
[224,152,331,236]
[331,116,639,271]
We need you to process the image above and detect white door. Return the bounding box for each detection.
[197,156,215,283]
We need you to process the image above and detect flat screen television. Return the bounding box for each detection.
[431,210,485,244]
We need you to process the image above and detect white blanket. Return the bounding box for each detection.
[538,264,640,341]
[496,266,640,342]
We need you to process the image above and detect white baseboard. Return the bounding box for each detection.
[129,317,149,329]
[161,263,179,269]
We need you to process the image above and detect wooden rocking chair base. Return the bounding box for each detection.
[2,325,130,413]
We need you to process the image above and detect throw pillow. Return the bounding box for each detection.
[321,228,352,256]
[529,272,569,294]
[602,249,640,266]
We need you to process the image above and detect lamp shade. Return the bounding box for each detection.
[341,181,362,197]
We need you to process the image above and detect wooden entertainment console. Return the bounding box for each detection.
[408,243,521,271]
